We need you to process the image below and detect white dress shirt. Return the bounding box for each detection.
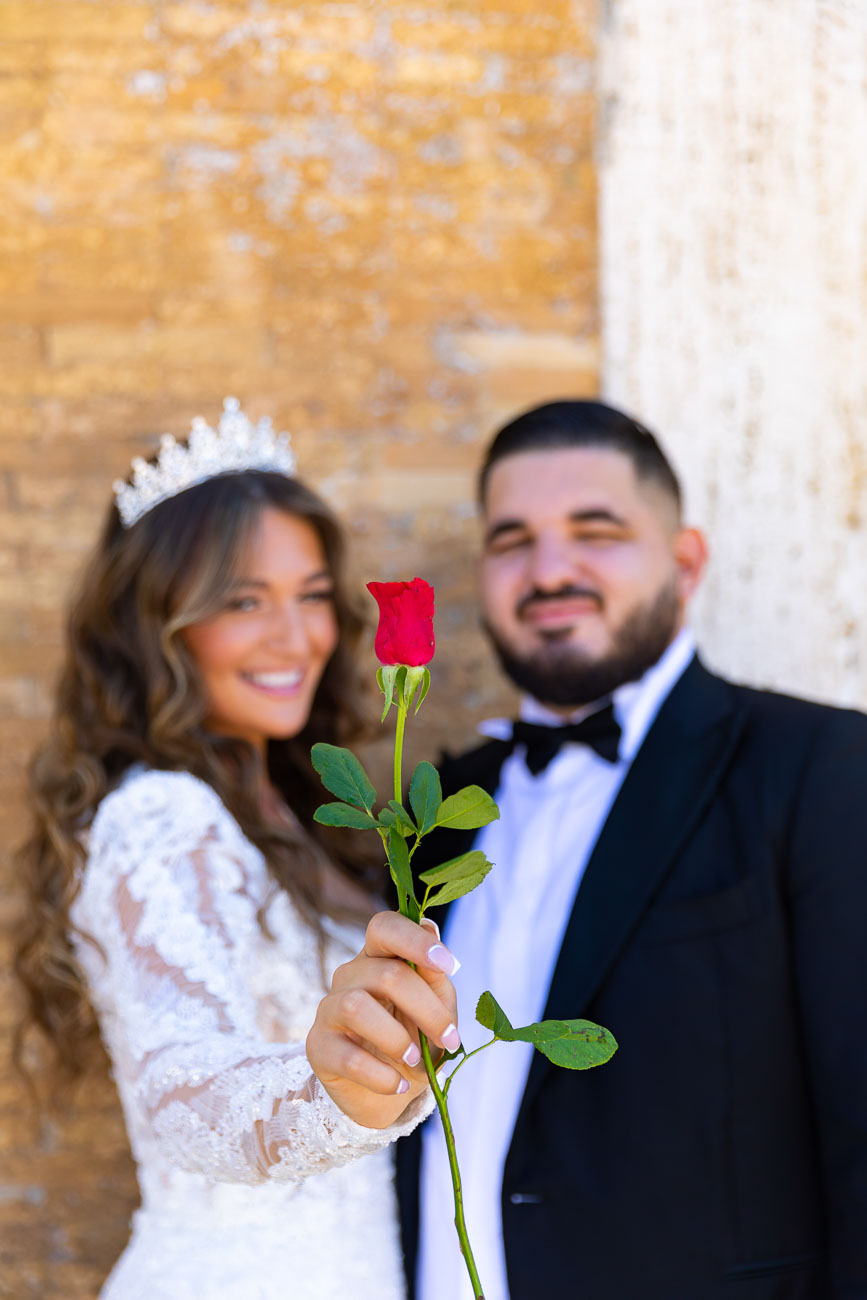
[417,629,696,1300]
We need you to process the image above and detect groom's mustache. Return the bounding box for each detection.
[516,585,604,618]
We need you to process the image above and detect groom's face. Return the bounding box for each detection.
[479,446,706,711]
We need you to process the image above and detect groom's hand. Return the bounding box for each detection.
[306,911,460,1130]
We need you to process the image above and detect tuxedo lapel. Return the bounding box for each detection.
[516,659,749,1117]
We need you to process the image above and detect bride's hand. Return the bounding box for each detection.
[306,911,460,1130]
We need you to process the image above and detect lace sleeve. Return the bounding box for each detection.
[80,770,432,1187]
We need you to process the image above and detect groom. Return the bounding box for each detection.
[396,400,867,1299]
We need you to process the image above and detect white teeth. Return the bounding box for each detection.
[247,671,303,688]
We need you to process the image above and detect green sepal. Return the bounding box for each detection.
[376,665,400,721]
[402,665,430,713]
[409,761,442,835]
[435,784,500,831]
[420,850,492,908]
[413,666,431,713]
[376,664,431,719]
[313,801,380,829]
[475,991,617,1070]
[311,743,377,811]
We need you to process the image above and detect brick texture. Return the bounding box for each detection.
[0,2,599,1293]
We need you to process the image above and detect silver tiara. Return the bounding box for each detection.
[113,397,297,528]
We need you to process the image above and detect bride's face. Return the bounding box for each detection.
[183,507,339,752]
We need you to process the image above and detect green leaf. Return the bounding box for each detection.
[311,743,377,811]
[390,800,418,834]
[475,991,514,1039]
[435,784,500,831]
[409,761,442,835]
[378,801,417,836]
[475,994,616,1069]
[509,1019,618,1071]
[423,851,492,907]
[386,830,419,917]
[313,801,379,829]
[418,849,488,885]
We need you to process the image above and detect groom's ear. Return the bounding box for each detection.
[672,527,708,606]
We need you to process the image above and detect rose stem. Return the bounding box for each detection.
[392,691,486,1300]
[419,1032,485,1300]
[393,696,407,812]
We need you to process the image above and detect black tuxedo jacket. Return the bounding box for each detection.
[396,658,867,1298]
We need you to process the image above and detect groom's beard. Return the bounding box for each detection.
[484,578,681,709]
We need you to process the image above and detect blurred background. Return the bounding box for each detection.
[0,1,864,1294]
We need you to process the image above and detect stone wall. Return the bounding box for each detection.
[599,0,867,707]
[0,2,599,1293]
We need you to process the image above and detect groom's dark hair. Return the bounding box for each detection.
[478,399,682,517]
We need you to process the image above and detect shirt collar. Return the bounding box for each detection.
[479,627,696,762]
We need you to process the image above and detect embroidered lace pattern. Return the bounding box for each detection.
[70,768,432,1299]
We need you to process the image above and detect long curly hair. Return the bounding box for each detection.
[14,467,373,1106]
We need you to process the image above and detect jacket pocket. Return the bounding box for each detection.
[636,875,765,946]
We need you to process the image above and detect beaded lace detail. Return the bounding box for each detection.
[71,768,432,1299]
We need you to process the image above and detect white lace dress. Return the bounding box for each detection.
[70,767,432,1300]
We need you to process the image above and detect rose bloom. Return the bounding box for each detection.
[366,578,435,666]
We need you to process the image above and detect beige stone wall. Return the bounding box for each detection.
[0,3,599,1293]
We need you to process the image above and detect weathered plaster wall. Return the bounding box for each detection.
[0,3,599,1293]
[599,0,867,706]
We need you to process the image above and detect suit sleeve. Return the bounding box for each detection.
[787,709,867,1295]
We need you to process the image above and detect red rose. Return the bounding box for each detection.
[366,578,435,666]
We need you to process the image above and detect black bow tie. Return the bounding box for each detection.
[510,704,621,775]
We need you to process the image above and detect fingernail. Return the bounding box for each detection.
[441,1023,461,1053]
[427,944,461,976]
[395,1077,410,1095]
[420,918,441,940]
[402,1043,421,1068]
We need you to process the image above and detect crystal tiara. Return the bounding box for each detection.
[113,397,297,528]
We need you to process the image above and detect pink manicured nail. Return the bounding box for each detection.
[441,1023,461,1053]
[427,944,461,976]
[402,1043,421,1068]
[395,1077,410,1095]
[420,917,441,940]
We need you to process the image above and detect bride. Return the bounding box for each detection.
[14,400,460,1299]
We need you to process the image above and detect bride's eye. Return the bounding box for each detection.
[225,594,260,612]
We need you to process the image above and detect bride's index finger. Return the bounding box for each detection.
[364,910,461,977]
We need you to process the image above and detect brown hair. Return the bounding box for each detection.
[478,400,683,517]
[14,467,372,1105]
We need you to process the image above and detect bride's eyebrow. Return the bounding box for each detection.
[226,569,333,589]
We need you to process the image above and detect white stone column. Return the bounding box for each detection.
[599,0,867,706]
